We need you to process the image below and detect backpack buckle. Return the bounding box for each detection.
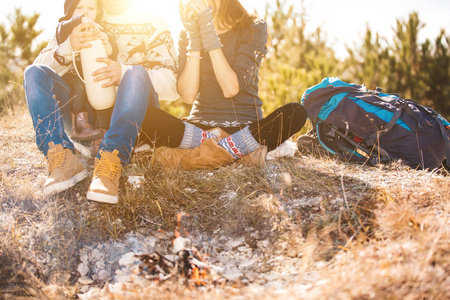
[395,98,407,109]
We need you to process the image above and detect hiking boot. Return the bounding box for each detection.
[44,142,88,196]
[238,146,268,167]
[151,138,235,170]
[71,112,105,141]
[296,134,328,156]
[86,149,122,204]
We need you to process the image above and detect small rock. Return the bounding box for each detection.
[128,176,144,188]
[227,237,245,249]
[78,263,89,277]
[97,269,111,281]
[223,267,243,281]
[118,252,139,268]
[78,277,94,285]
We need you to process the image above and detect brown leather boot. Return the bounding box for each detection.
[238,146,268,167]
[71,112,105,141]
[151,138,235,170]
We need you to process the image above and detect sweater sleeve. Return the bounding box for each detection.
[232,20,268,92]
[32,35,74,76]
[55,15,83,45]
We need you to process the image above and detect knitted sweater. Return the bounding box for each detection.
[179,19,268,128]
[33,6,179,101]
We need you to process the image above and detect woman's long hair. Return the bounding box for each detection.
[212,0,257,30]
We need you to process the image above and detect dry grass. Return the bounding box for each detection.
[0,107,449,299]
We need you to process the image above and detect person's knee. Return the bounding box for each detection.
[124,65,147,81]
[291,102,308,119]
[289,103,308,132]
[24,65,43,83]
[24,65,54,87]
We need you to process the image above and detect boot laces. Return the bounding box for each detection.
[46,148,67,172]
[95,150,120,180]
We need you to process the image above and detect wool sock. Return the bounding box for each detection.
[178,122,215,149]
[218,126,261,159]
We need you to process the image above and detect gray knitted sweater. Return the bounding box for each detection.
[178,19,268,128]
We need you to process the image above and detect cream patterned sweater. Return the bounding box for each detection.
[33,5,179,101]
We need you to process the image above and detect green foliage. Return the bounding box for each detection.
[1,8,46,113]
[1,6,449,120]
[8,8,43,67]
[344,12,450,118]
[259,0,344,116]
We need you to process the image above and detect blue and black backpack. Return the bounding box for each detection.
[300,77,450,170]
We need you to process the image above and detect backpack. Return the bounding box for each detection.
[300,77,450,170]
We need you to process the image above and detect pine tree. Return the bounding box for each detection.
[421,31,450,118]
[0,8,46,112]
[259,0,342,114]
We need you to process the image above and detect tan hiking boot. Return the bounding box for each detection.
[238,146,268,167]
[71,112,105,141]
[44,142,88,196]
[151,138,235,170]
[86,149,122,204]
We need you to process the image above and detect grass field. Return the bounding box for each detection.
[0,107,449,299]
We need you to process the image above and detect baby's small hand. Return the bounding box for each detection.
[81,16,104,32]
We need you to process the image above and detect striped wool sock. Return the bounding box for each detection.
[218,126,261,159]
[178,122,215,149]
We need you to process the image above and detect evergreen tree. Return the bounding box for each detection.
[345,27,391,89]
[1,8,46,112]
[8,8,43,67]
[421,31,450,117]
[259,0,342,114]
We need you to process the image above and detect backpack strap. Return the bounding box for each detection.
[332,126,391,163]
[433,115,450,167]
[366,99,406,146]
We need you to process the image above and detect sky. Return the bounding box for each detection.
[1,0,449,59]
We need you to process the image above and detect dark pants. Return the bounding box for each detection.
[62,72,111,130]
[139,102,308,151]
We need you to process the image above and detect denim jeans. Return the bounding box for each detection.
[24,64,158,164]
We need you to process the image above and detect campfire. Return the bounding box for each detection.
[135,213,221,288]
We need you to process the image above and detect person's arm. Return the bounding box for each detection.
[34,22,102,74]
[176,50,202,104]
[229,21,268,94]
[208,48,240,99]
[177,0,215,103]
[32,36,73,75]
[176,28,202,104]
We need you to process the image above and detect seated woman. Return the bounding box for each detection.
[139,0,308,169]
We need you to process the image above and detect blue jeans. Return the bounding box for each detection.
[24,64,158,164]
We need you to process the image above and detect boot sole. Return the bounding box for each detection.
[86,191,118,204]
[43,170,89,196]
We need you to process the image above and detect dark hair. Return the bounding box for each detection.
[212,0,271,48]
[212,0,257,31]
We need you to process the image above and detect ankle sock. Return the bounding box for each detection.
[218,126,261,159]
[178,122,215,149]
